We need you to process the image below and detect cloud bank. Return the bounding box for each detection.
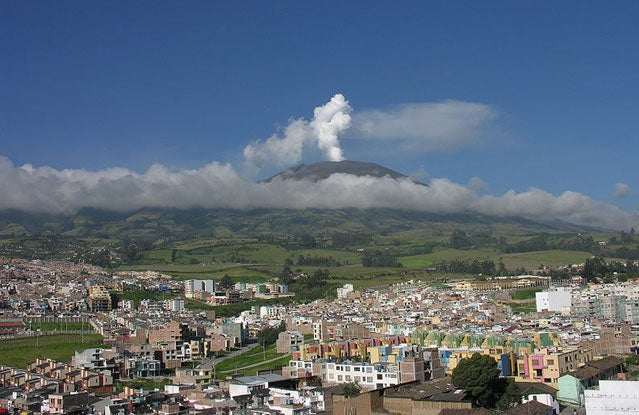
[1,156,637,231]
[2,93,637,231]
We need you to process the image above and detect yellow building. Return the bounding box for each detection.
[516,347,593,386]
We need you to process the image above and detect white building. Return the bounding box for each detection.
[325,361,399,389]
[260,305,286,319]
[536,287,572,313]
[337,284,354,299]
[164,298,185,312]
[184,279,216,298]
[584,380,639,415]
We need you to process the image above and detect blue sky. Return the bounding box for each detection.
[2,1,639,227]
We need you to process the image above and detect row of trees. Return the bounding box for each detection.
[361,250,402,268]
[435,258,501,276]
[581,256,639,282]
[294,254,342,267]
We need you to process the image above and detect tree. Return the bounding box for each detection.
[582,256,605,282]
[340,382,361,398]
[219,274,234,290]
[451,353,500,407]
[257,321,287,347]
[497,378,522,410]
[450,230,473,249]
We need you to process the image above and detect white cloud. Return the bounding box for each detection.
[468,177,488,192]
[243,94,351,171]
[614,182,631,198]
[349,100,498,151]
[1,155,637,231]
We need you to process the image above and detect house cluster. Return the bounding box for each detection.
[0,258,291,321]
[2,257,639,414]
[184,280,292,306]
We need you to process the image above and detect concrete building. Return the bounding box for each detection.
[332,378,473,415]
[584,380,639,415]
[184,279,215,299]
[557,356,625,407]
[536,287,572,313]
[87,285,112,312]
[48,391,91,414]
[337,284,354,299]
[517,382,560,414]
[163,298,184,312]
[276,331,304,353]
[517,348,593,386]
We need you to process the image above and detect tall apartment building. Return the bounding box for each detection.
[87,285,112,312]
[184,279,215,298]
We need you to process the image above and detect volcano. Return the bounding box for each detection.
[262,160,423,184]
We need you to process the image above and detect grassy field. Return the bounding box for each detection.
[497,250,592,269]
[24,321,86,331]
[511,288,542,300]
[398,248,592,271]
[214,343,290,378]
[0,334,104,368]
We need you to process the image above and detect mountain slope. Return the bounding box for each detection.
[262,160,423,184]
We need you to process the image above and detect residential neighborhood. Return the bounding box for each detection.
[1,256,638,414]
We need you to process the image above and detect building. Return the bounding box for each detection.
[87,285,112,312]
[536,288,572,313]
[184,279,215,299]
[517,382,560,414]
[517,348,593,386]
[163,298,184,312]
[584,380,639,415]
[47,391,92,414]
[0,319,25,335]
[557,356,625,407]
[337,284,354,299]
[332,378,473,415]
[276,331,304,354]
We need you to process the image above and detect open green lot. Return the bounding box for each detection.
[0,334,104,368]
[214,343,290,378]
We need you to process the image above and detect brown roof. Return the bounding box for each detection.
[567,356,624,381]
[439,409,491,415]
[515,381,558,396]
[384,378,458,400]
[0,321,24,327]
[502,400,553,415]
[587,356,624,371]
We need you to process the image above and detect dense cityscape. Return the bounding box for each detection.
[0,254,637,414]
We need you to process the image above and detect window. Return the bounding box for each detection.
[547,359,554,365]
[377,374,383,380]
[338,375,343,381]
